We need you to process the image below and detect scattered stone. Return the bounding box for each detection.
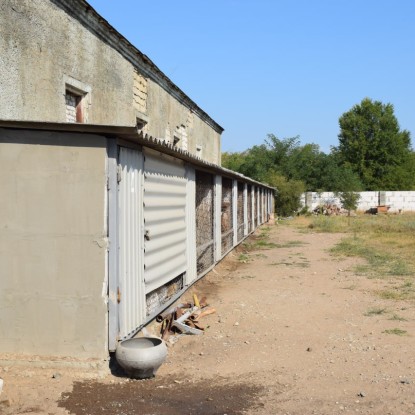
[52,373,62,380]
[0,378,3,395]
[306,347,312,352]
[199,352,204,356]
[400,378,411,384]
[0,399,11,407]
[357,391,366,398]
[234,322,239,326]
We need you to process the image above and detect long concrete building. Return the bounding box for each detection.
[0,0,274,362]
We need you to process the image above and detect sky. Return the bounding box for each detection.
[87,0,415,154]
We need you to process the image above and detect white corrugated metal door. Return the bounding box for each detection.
[143,149,187,295]
[118,147,146,340]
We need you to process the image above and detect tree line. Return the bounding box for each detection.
[222,98,415,216]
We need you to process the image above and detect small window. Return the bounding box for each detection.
[173,136,180,146]
[65,90,83,123]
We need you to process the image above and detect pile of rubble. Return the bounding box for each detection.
[157,294,215,341]
[313,204,349,216]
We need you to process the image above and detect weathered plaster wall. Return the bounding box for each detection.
[0,129,108,359]
[145,80,221,164]
[0,0,222,164]
[0,0,135,125]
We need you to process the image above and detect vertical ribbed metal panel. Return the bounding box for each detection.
[118,147,145,340]
[143,149,187,293]
[185,166,197,285]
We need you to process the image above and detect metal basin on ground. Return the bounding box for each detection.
[115,337,167,379]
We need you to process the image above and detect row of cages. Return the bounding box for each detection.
[195,170,274,277]
[113,144,275,345]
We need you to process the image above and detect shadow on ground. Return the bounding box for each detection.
[58,375,264,415]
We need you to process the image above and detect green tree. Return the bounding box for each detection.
[286,145,363,192]
[336,191,361,224]
[335,98,415,190]
[265,170,305,217]
[221,151,246,172]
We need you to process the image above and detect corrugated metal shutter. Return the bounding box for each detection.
[143,149,187,294]
[118,147,146,340]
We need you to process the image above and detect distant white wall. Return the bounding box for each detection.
[384,191,415,212]
[301,191,415,212]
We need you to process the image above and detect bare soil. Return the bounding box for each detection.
[1,223,414,415]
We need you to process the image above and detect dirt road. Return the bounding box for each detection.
[1,223,414,414]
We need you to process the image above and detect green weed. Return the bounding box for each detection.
[383,328,407,336]
[330,237,412,278]
[388,314,407,322]
[238,254,251,263]
[364,307,387,316]
[341,284,357,290]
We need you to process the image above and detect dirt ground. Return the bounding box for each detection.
[1,223,414,415]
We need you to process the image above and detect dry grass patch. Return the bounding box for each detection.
[292,214,415,301]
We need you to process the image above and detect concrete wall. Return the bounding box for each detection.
[302,191,415,213]
[0,128,108,359]
[0,0,134,125]
[0,0,222,164]
[384,191,415,212]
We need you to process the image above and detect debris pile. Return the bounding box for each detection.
[365,205,391,215]
[313,204,348,216]
[158,294,216,341]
